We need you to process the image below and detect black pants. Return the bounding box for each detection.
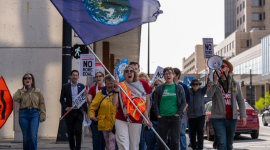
[65,109,83,150]
[158,116,181,150]
[188,116,205,150]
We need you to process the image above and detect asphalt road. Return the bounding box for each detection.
[2,117,270,150]
[189,116,270,150]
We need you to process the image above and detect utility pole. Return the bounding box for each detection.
[56,19,72,143]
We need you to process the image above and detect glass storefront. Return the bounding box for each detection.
[233,56,262,75]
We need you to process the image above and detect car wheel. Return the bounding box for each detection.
[251,131,259,139]
[262,116,268,126]
[207,124,214,141]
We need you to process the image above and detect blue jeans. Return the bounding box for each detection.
[180,114,187,150]
[19,109,40,150]
[212,118,237,150]
[144,121,158,150]
[139,125,147,150]
[90,123,106,150]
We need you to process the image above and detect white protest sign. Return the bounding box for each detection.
[74,87,86,108]
[150,66,165,84]
[203,38,214,59]
[80,54,95,77]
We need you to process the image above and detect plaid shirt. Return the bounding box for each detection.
[153,82,186,118]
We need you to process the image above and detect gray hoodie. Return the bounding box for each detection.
[206,81,247,119]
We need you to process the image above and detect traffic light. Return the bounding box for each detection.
[241,81,244,87]
[72,44,89,59]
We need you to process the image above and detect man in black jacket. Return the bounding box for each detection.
[187,79,207,150]
[60,70,86,150]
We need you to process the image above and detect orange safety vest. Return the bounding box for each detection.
[119,82,146,121]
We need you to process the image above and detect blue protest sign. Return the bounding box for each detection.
[183,76,195,89]
[116,58,129,82]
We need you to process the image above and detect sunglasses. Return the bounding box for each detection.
[221,65,228,69]
[95,75,103,78]
[24,77,32,80]
[191,84,199,86]
[154,84,160,87]
[125,70,134,73]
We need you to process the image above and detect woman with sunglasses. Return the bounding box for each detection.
[13,73,46,150]
[187,79,208,150]
[112,65,152,150]
[144,78,164,150]
[86,71,106,150]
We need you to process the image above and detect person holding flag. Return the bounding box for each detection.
[112,65,152,150]
[59,70,86,150]
[13,73,46,150]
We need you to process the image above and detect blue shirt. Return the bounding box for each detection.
[178,82,191,104]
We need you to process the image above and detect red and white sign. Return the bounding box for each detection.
[203,38,214,59]
[80,54,95,77]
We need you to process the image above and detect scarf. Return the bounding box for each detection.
[219,75,237,92]
[119,80,146,120]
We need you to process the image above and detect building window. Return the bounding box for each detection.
[240,4,242,11]
[252,13,262,21]
[230,43,231,50]
[243,15,245,22]
[252,26,265,30]
[240,40,249,48]
[258,38,261,43]
[232,41,234,48]
[252,0,262,7]
[237,7,239,14]
[237,20,239,27]
[243,1,245,8]
[224,47,226,53]
[243,29,245,32]
[240,17,242,25]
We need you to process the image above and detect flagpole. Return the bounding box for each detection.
[86,45,170,150]
[147,23,150,77]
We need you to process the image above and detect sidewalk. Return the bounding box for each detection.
[0,135,93,149]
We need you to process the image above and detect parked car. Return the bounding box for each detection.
[262,106,270,126]
[204,101,259,141]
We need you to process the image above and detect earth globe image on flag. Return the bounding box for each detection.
[83,0,131,26]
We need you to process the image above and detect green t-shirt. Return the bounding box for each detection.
[160,83,178,117]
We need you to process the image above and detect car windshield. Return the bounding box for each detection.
[236,102,252,109]
[208,102,252,111]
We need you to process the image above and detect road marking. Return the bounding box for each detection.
[249,146,270,147]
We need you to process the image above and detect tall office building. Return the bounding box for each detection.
[225,0,237,38]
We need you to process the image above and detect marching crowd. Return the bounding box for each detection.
[13,59,247,150]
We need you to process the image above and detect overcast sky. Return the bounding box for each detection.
[139,0,224,74]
